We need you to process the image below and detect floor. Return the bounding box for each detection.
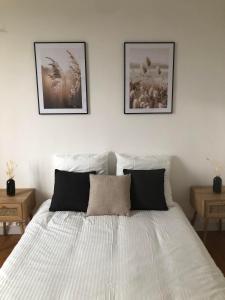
[198,231,225,276]
[0,235,21,267]
[0,232,225,276]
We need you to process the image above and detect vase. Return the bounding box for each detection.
[213,176,222,194]
[6,178,15,196]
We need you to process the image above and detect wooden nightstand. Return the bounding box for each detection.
[190,186,225,242]
[0,189,35,235]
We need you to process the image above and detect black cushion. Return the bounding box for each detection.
[123,169,168,211]
[49,169,96,212]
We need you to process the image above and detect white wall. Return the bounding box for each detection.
[0,0,225,221]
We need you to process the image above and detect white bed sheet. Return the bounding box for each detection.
[0,200,225,300]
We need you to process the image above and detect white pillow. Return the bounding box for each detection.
[53,153,108,174]
[116,153,174,207]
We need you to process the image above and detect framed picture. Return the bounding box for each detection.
[124,42,175,114]
[34,42,88,114]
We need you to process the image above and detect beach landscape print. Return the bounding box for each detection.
[124,42,175,114]
[34,42,88,114]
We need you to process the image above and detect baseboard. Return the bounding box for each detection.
[0,223,21,235]
[193,218,224,231]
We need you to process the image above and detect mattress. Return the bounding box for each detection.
[0,200,225,300]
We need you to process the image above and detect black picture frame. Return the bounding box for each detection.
[124,42,175,114]
[34,42,88,115]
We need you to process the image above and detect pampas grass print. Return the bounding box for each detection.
[41,50,82,109]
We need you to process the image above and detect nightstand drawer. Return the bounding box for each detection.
[0,204,22,221]
[206,201,225,218]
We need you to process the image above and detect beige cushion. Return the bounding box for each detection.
[87,175,131,216]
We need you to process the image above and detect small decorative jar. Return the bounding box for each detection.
[6,160,17,196]
[6,178,15,196]
[213,176,222,194]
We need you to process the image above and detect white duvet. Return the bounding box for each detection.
[0,200,225,300]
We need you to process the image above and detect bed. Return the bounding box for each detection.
[1,199,225,300]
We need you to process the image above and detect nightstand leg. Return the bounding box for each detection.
[3,222,7,235]
[203,218,208,243]
[191,211,197,226]
[219,219,222,232]
[19,222,26,234]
